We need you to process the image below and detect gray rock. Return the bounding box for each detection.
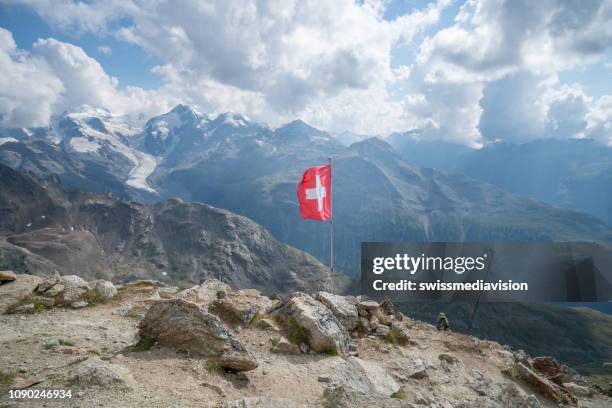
[90,280,117,301]
[323,384,404,408]
[210,289,272,325]
[223,397,304,408]
[266,292,353,355]
[139,299,257,372]
[333,357,400,396]
[0,274,42,314]
[32,296,54,307]
[408,357,428,379]
[177,279,232,306]
[315,292,359,331]
[70,357,135,389]
[256,318,279,331]
[59,275,89,289]
[13,303,35,313]
[318,374,331,382]
[562,382,593,397]
[36,276,59,293]
[271,337,301,355]
[43,284,65,298]
[71,301,89,308]
[57,286,87,305]
[357,301,380,310]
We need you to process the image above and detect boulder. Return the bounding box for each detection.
[357,301,380,310]
[177,278,232,306]
[315,292,359,331]
[59,275,89,289]
[0,270,17,282]
[139,299,257,372]
[498,382,542,408]
[531,356,572,384]
[42,284,65,298]
[90,280,117,301]
[256,318,280,331]
[0,274,41,314]
[57,286,87,305]
[562,382,593,398]
[508,362,576,405]
[36,275,60,293]
[266,292,353,354]
[210,289,272,325]
[334,357,400,396]
[271,337,301,355]
[69,357,135,389]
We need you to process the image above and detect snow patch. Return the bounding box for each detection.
[0,137,18,145]
[69,137,100,153]
[126,151,158,194]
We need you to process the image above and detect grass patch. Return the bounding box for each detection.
[6,296,51,314]
[390,391,404,399]
[100,356,112,362]
[85,290,107,306]
[271,336,280,346]
[59,339,75,347]
[286,318,310,346]
[205,358,222,375]
[250,311,264,325]
[385,331,399,345]
[0,371,15,386]
[66,357,88,367]
[131,338,155,352]
[323,348,338,356]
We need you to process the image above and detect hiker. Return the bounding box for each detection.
[436,312,449,331]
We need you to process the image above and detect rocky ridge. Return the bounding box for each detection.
[1,273,611,407]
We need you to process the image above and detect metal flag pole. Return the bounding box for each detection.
[328,157,334,294]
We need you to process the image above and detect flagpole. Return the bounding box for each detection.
[328,157,334,293]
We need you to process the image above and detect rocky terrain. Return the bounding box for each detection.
[0,164,344,293]
[1,273,611,407]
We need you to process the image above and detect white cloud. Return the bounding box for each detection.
[97,45,112,55]
[2,0,611,145]
[4,0,451,134]
[0,28,63,127]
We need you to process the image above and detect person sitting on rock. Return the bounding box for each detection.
[436,312,449,331]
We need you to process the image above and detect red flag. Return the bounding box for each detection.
[297,165,331,220]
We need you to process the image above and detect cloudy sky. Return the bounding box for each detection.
[0,0,611,147]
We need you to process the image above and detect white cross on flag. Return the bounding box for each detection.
[297,165,331,220]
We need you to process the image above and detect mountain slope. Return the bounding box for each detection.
[0,164,341,294]
[388,136,612,226]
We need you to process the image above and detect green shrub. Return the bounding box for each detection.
[0,371,15,385]
[131,338,155,352]
[205,358,222,375]
[390,391,404,399]
[385,330,399,345]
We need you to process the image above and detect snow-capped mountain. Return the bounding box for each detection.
[2,104,612,278]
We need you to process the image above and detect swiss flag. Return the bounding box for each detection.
[297,165,332,220]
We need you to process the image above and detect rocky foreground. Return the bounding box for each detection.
[1,273,611,407]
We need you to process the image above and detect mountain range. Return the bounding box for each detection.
[388,133,612,226]
[2,105,612,277]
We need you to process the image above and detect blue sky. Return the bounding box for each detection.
[0,0,611,146]
[0,4,163,89]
